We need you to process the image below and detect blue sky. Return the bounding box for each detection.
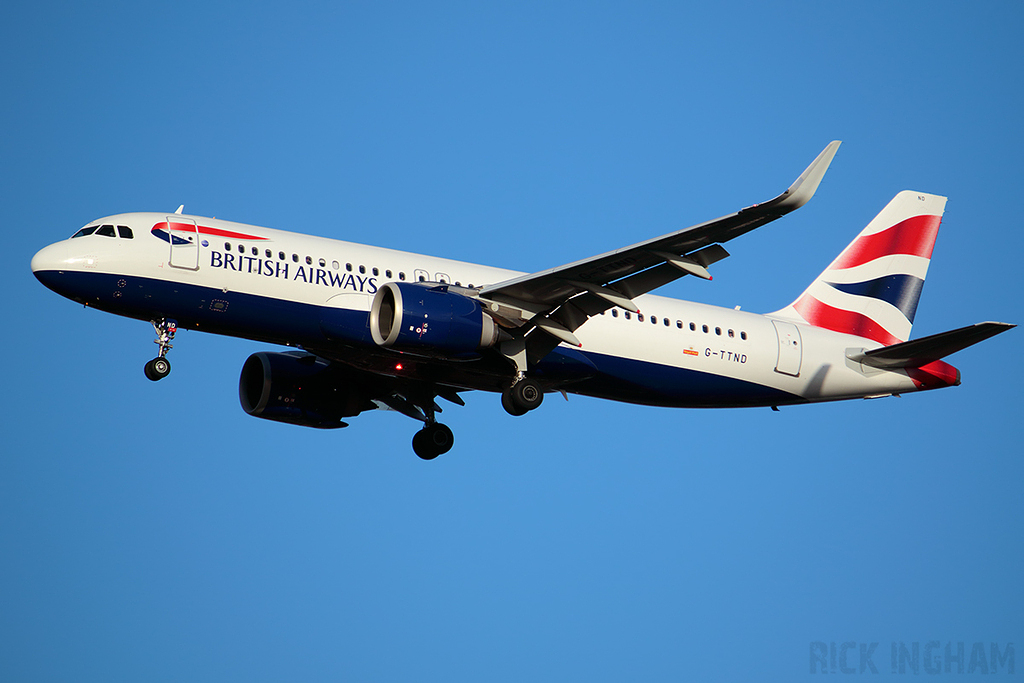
[2,2,1022,681]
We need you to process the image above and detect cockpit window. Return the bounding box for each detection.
[72,226,98,238]
[96,225,116,237]
[117,225,134,239]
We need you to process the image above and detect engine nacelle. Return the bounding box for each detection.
[369,282,501,356]
[239,352,371,429]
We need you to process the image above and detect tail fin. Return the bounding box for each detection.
[771,191,947,345]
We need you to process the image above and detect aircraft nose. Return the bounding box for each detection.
[31,241,69,288]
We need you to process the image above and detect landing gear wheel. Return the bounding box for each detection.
[503,378,543,415]
[501,390,529,416]
[412,423,454,460]
[144,357,171,381]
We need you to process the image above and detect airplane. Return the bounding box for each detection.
[31,141,1014,459]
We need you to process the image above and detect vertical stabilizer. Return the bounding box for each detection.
[771,191,947,345]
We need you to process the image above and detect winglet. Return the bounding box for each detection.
[759,141,841,213]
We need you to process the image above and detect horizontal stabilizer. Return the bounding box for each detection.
[849,322,1015,369]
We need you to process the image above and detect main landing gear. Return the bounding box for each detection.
[501,376,543,416]
[144,318,176,382]
[411,377,543,459]
[412,422,454,461]
[406,389,456,460]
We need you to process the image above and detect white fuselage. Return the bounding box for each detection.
[31,212,954,408]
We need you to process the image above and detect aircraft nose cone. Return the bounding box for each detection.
[31,241,67,275]
[31,242,69,293]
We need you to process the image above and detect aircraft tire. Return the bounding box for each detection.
[501,389,528,416]
[510,379,543,412]
[145,357,171,381]
[413,423,454,460]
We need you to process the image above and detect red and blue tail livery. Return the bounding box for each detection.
[31,142,1014,459]
[775,191,945,345]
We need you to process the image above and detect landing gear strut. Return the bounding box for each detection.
[501,377,543,416]
[145,318,176,381]
[412,422,454,460]
[406,389,455,460]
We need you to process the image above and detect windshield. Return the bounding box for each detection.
[71,226,98,238]
[71,224,135,239]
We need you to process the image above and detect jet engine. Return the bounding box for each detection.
[239,351,372,429]
[369,282,503,356]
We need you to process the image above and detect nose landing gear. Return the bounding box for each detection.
[145,318,176,381]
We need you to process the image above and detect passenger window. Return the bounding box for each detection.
[676,321,683,329]
[652,317,658,325]
[225,242,231,251]
[319,258,326,267]
[715,327,722,335]
[418,275,426,282]
[728,329,735,338]
[359,265,366,274]
[305,256,312,265]
[372,267,379,276]
[690,323,696,331]
[702,324,709,333]
[741,331,748,341]
[332,261,339,270]
[117,226,133,239]
[279,252,285,260]
[625,312,631,320]
[72,226,98,238]
[292,254,299,263]
[399,272,406,281]
[238,244,245,253]
[96,225,116,237]
[386,270,392,278]
[638,314,644,322]
[265,249,272,258]
[252,247,258,256]
[664,318,670,326]
[611,309,618,317]
[346,263,353,272]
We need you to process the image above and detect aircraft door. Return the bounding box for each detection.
[167,217,200,270]
[772,319,802,376]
